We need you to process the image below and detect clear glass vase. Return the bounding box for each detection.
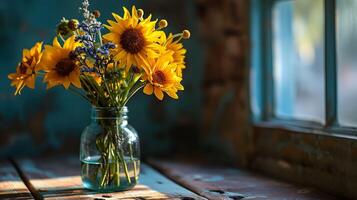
[80,106,140,192]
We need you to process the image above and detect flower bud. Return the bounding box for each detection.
[56,21,70,36]
[92,10,101,18]
[182,30,191,39]
[68,19,79,31]
[159,20,168,29]
[137,9,144,19]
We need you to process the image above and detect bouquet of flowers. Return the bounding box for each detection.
[8,0,190,191]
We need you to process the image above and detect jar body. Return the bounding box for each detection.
[80,107,140,192]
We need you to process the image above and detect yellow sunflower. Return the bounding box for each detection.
[38,36,82,89]
[142,55,184,100]
[103,6,164,71]
[8,42,43,95]
[163,33,187,77]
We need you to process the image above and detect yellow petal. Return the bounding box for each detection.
[63,77,71,89]
[143,84,154,95]
[112,12,123,22]
[8,73,17,79]
[132,6,138,18]
[126,54,133,69]
[69,70,81,88]
[123,7,131,19]
[53,37,61,48]
[166,91,179,99]
[26,75,36,89]
[46,81,59,89]
[154,87,164,100]
[64,36,76,49]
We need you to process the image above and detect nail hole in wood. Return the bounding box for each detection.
[209,189,225,194]
[156,181,163,184]
[102,194,112,198]
[135,197,146,200]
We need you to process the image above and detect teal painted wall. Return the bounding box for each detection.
[0,0,203,158]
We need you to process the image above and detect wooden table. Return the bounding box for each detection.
[0,157,338,200]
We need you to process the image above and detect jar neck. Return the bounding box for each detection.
[91,106,128,125]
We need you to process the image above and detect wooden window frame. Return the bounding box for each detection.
[251,0,357,137]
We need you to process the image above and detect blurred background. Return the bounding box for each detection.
[2,0,357,198]
[0,0,205,158]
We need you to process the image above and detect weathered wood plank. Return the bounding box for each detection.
[15,157,205,200]
[149,160,339,200]
[0,160,34,200]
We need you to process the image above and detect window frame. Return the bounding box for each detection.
[251,0,357,137]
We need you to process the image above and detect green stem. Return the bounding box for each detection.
[99,153,110,187]
[115,155,121,186]
[118,150,131,184]
[122,82,145,106]
[58,34,66,43]
[103,78,117,107]
[97,30,103,46]
[129,144,138,180]
[96,122,133,188]
[113,129,132,184]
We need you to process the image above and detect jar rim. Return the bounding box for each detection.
[92,106,128,111]
[91,106,128,119]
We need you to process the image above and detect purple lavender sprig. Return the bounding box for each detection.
[75,0,116,74]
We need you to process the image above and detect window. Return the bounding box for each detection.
[337,0,357,127]
[273,0,325,123]
[251,0,357,134]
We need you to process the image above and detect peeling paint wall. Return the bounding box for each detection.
[0,0,203,158]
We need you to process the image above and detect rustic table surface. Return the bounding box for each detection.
[0,157,338,200]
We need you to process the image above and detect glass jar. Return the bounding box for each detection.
[80,107,140,192]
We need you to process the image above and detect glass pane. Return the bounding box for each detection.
[272,0,325,123]
[337,0,357,127]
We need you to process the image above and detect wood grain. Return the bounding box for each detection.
[0,160,33,200]
[149,160,339,200]
[15,157,205,200]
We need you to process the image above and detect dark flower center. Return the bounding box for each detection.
[55,58,76,76]
[19,58,34,74]
[153,71,166,85]
[120,28,145,54]
[19,63,28,74]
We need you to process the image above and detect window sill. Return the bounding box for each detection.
[254,119,357,140]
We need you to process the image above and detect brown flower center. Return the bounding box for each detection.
[153,71,166,85]
[55,58,76,76]
[120,28,145,54]
[19,58,34,74]
[19,63,28,74]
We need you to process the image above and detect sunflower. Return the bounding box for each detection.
[103,6,164,71]
[142,55,184,100]
[8,42,43,95]
[161,33,187,77]
[38,36,82,89]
